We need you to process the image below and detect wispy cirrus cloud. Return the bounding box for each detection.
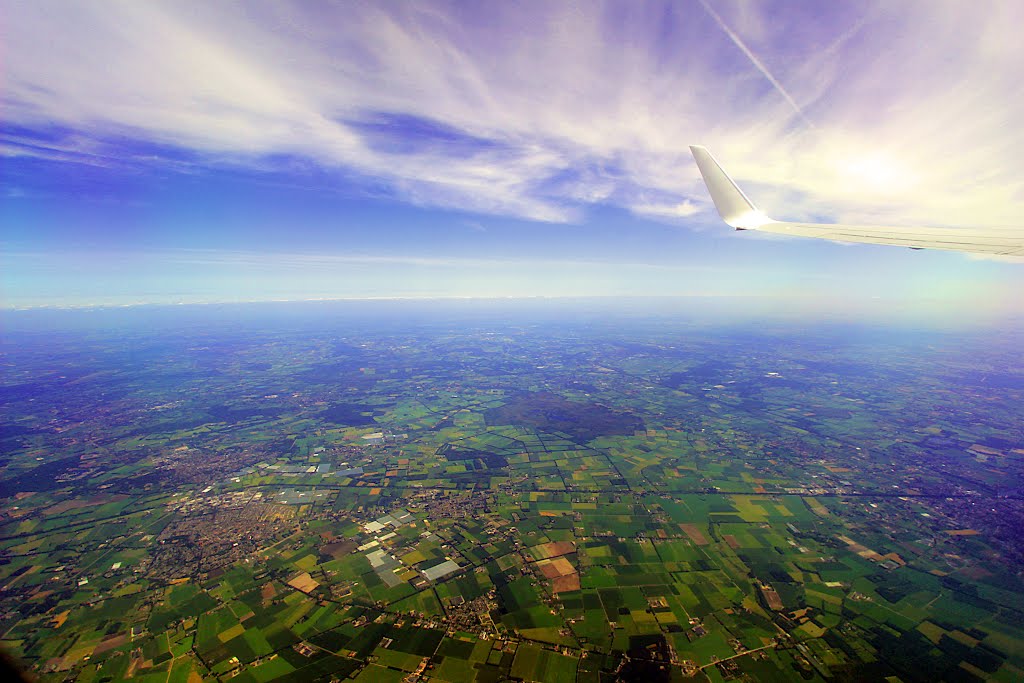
[3,0,1023,228]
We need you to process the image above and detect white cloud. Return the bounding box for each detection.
[3,0,1023,229]
[630,200,701,221]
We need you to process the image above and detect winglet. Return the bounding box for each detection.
[689,146,773,229]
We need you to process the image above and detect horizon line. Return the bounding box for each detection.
[2,293,805,312]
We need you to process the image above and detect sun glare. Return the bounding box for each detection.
[838,152,916,194]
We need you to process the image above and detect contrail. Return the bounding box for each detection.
[697,0,814,128]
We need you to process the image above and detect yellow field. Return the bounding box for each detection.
[218,623,245,642]
[286,572,320,593]
[804,497,829,516]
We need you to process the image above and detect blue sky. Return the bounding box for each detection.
[2,0,1022,316]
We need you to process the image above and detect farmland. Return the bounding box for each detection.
[1,300,1023,681]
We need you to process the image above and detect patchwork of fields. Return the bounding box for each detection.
[2,306,1023,681]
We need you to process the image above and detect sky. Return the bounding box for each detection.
[2,0,1023,317]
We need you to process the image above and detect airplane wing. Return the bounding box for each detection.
[689,145,1024,256]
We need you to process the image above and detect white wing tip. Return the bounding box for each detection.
[689,145,769,228]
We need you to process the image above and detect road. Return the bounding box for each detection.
[698,642,777,671]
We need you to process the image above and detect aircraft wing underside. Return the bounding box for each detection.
[748,221,1023,255]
